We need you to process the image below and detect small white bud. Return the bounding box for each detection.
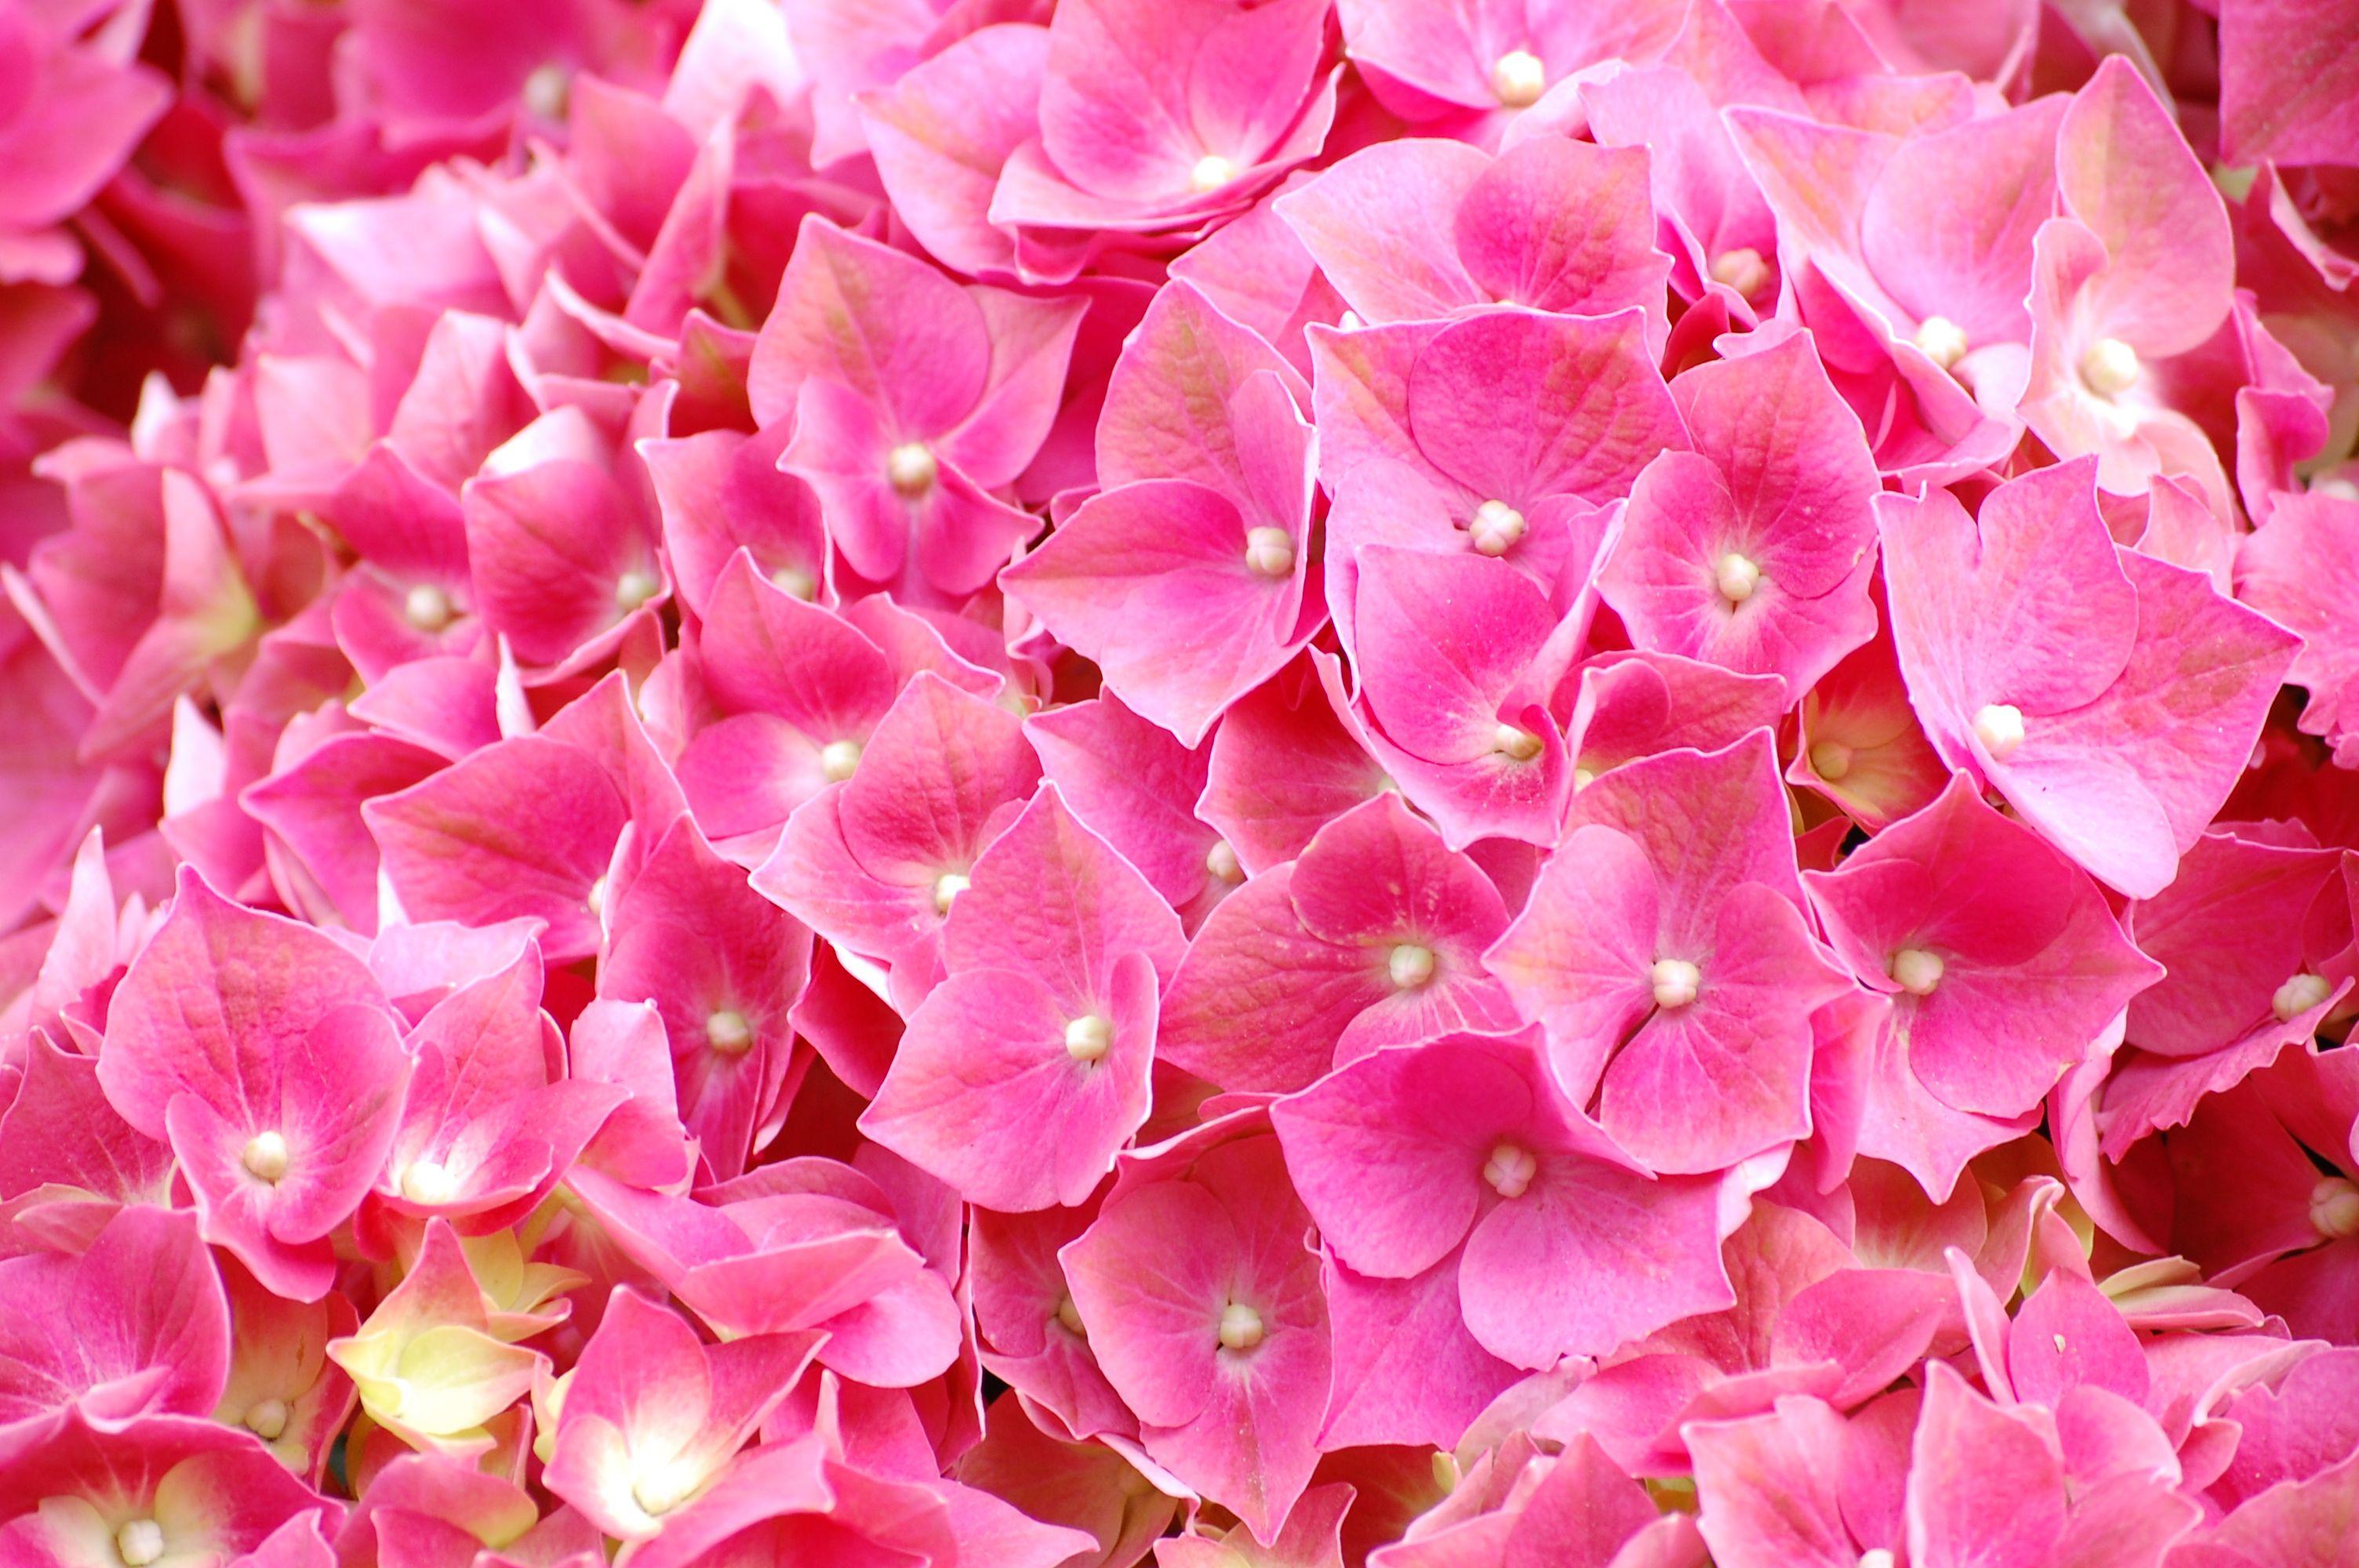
[1889,948,1945,996]
[886,441,938,497]
[1650,958,1702,1010]
[1913,316,1969,370]
[1244,526,1296,579]
[820,739,863,781]
[1491,49,1546,107]
[2080,337,2140,397]
[242,1131,290,1183]
[1064,1014,1111,1062]
[1387,943,1436,989]
[404,583,454,632]
[1715,552,1762,604]
[1972,702,2026,763]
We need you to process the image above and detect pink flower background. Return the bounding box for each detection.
[1,0,2357,1564]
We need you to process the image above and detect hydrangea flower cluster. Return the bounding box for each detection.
[5,0,2359,1565]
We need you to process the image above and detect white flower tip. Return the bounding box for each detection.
[404,583,454,632]
[1054,1294,1088,1338]
[1482,1142,1536,1199]
[116,1521,165,1568]
[1491,49,1546,107]
[1859,1552,1898,1568]
[820,739,863,782]
[931,871,970,915]
[242,1398,290,1441]
[769,564,816,600]
[1650,957,1702,1010]
[1913,315,1969,370]
[1387,942,1437,990]
[1217,1301,1266,1351]
[1492,722,1544,762]
[631,1463,703,1519]
[587,874,609,918]
[1808,739,1855,782]
[706,1008,754,1054]
[1064,1014,1111,1062]
[615,567,661,612]
[1889,947,1945,997]
[1190,154,1237,194]
[2312,1178,2359,1240]
[2274,971,2332,1022]
[2080,336,2141,397]
[886,441,938,497]
[399,1160,458,1206]
[1205,839,1245,885]
[1244,525,1296,579]
[1572,765,1597,791]
[1709,247,1770,299]
[2314,476,2359,502]
[1972,702,2026,763]
[242,1130,290,1183]
[1715,551,1762,604]
[524,63,572,121]
[1469,499,1527,556]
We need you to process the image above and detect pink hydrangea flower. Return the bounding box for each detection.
[1487,733,1855,1173]
[1877,459,2298,898]
[1161,793,1521,1093]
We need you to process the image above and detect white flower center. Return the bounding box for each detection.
[2311,1178,2359,1240]
[404,583,454,632]
[886,441,938,497]
[1190,154,1236,194]
[1859,1552,1898,1568]
[1889,948,1945,996]
[820,739,863,782]
[1064,1014,1111,1062]
[1709,248,1769,299]
[587,875,609,917]
[1482,1142,1536,1198]
[631,1462,704,1519]
[1715,552,1762,604]
[1913,316,1969,370]
[615,568,661,612]
[242,1131,290,1183]
[1387,943,1436,989]
[1217,1302,1265,1351]
[706,1009,754,1054]
[1972,702,2026,762]
[1205,840,1244,884]
[399,1160,458,1206]
[1469,499,1526,557]
[1244,526,1296,579]
[1491,49,1546,107]
[1650,958,1701,1010]
[769,564,816,600]
[1808,739,1853,781]
[115,1521,165,1568]
[1492,723,1543,761]
[931,872,969,915]
[523,64,571,121]
[1055,1294,1088,1338]
[242,1398,290,1441]
[2080,337,2140,397]
[2273,971,2332,1022]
